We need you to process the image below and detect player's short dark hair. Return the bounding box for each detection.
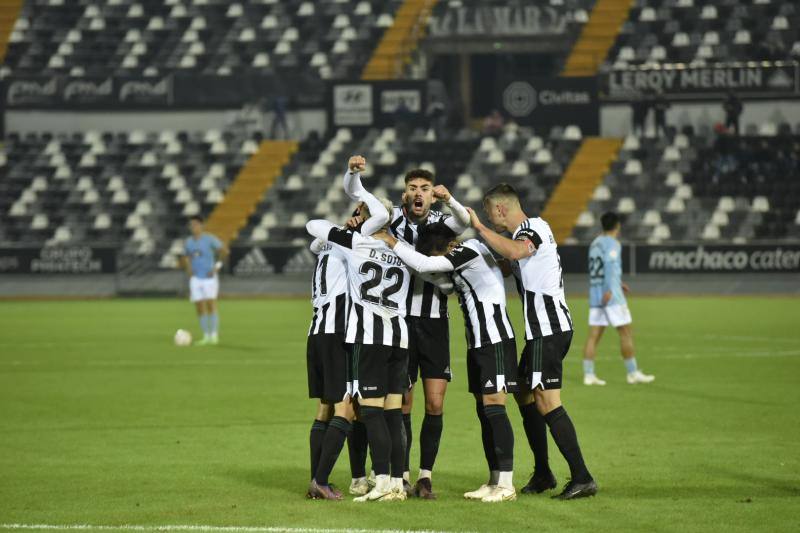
[404,168,435,185]
[416,221,456,256]
[483,183,520,204]
[189,215,203,223]
[601,212,620,231]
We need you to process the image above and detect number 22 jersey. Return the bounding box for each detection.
[326,226,411,349]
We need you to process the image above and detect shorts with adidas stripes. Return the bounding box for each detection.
[407,316,452,384]
[307,333,348,403]
[467,339,520,395]
[350,343,409,399]
[519,331,573,391]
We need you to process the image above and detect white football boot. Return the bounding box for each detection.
[464,484,496,500]
[481,485,517,503]
[353,474,394,502]
[583,374,607,386]
[627,370,655,384]
[349,477,369,496]
[389,477,407,501]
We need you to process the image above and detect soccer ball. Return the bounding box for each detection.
[174,329,192,346]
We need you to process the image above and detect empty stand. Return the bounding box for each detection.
[605,0,800,69]
[0,128,260,268]
[4,0,402,79]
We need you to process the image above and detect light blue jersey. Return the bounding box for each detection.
[588,235,625,307]
[185,233,222,278]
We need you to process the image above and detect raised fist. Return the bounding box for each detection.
[348,155,366,173]
[433,185,451,202]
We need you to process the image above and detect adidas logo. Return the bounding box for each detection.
[234,247,274,275]
[767,69,793,89]
[485,379,494,388]
[285,248,317,273]
[444,366,451,375]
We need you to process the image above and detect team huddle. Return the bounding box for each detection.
[303,155,600,503]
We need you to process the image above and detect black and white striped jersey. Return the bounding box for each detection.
[393,239,515,349]
[389,206,463,319]
[308,241,348,336]
[317,224,411,348]
[512,217,573,339]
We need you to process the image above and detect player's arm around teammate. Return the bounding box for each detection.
[374,224,519,502]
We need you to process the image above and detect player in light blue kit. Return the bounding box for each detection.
[180,215,228,345]
[582,212,654,385]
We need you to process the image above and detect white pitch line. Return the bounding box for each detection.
[0,525,466,533]
[654,349,800,359]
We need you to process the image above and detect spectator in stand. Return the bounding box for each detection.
[270,95,290,139]
[724,91,743,135]
[653,90,669,137]
[303,130,323,155]
[631,92,647,136]
[711,125,738,184]
[426,96,447,141]
[483,109,505,137]
[395,98,414,141]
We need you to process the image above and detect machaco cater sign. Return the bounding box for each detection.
[551,244,800,274]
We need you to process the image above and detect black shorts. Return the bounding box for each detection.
[467,338,520,395]
[307,333,348,402]
[350,343,409,399]
[407,316,451,383]
[518,331,573,391]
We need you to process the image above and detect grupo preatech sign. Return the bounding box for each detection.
[329,80,427,128]
[603,62,800,100]
[0,247,117,274]
[500,77,599,135]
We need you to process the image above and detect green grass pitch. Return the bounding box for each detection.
[1,296,799,533]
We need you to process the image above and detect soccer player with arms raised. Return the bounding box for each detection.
[305,164,390,498]
[306,158,410,502]
[469,184,598,500]
[344,166,471,498]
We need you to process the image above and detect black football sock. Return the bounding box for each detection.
[484,404,514,472]
[544,406,592,484]
[402,413,412,473]
[360,405,391,476]
[309,419,328,480]
[347,420,368,479]
[384,408,406,479]
[419,413,443,472]
[475,402,498,472]
[519,401,551,475]
[314,416,350,486]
